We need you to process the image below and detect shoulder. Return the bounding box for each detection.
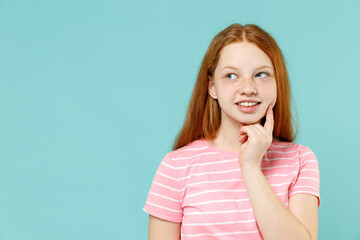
[149,142,207,183]
[268,139,318,163]
[162,139,220,167]
[166,139,209,159]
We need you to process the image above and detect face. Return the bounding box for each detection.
[208,42,277,126]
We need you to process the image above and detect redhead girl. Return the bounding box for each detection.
[143,23,320,240]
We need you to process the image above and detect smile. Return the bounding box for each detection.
[237,102,260,107]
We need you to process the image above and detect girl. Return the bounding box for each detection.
[143,23,320,240]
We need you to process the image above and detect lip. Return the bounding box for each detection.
[235,101,261,113]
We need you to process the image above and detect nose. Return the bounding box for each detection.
[238,77,257,95]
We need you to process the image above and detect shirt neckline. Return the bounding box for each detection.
[200,138,280,156]
[200,139,240,156]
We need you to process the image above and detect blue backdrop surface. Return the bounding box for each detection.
[0,0,359,239]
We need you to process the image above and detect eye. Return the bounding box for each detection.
[226,73,237,80]
[255,72,268,78]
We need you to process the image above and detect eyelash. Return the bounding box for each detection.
[226,73,237,80]
[256,72,269,78]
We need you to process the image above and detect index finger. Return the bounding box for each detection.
[264,104,274,134]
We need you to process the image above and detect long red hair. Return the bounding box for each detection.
[173,23,297,150]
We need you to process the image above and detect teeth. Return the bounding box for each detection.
[238,102,258,107]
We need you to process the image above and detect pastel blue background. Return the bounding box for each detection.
[0,0,359,239]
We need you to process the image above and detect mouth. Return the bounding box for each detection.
[236,101,261,107]
[236,101,261,113]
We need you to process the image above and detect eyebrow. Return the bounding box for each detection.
[221,65,273,71]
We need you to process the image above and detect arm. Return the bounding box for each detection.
[144,153,183,239]
[238,106,318,240]
[148,215,181,240]
[241,166,318,240]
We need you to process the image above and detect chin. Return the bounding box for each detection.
[238,119,262,125]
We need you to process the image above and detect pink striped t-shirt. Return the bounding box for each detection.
[143,139,320,239]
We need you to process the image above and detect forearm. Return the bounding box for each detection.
[241,166,312,240]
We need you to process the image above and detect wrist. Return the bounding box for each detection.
[239,161,260,172]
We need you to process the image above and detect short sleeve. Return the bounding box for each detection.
[143,153,183,223]
[289,146,320,206]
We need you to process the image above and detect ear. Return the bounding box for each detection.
[208,77,218,99]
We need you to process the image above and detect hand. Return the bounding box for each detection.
[237,104,274,169]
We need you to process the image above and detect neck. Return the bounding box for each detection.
[211,117,245,153]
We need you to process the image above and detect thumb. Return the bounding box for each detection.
[238,134,247,144]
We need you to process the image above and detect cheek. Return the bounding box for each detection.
[260,83,277,109]
[272,91,277,105]
[268,82,277,105]
[217,85,234,99]
[216,87,236,109]
[273,85,277,105]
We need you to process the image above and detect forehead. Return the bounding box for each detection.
[217,42,273,69]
